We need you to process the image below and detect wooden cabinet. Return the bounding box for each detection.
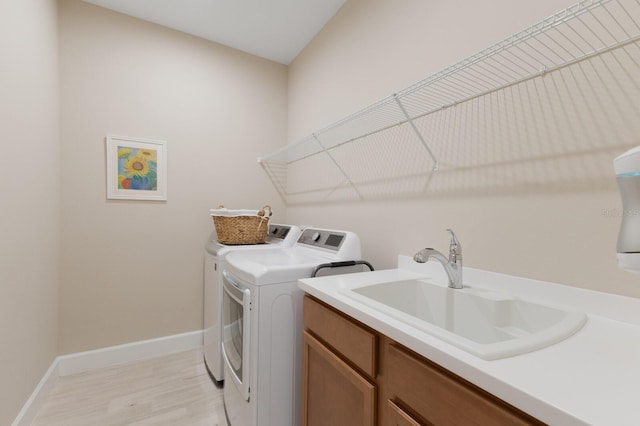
[302,295,377,426]
[302,295,544,426]
[383,339,543,426]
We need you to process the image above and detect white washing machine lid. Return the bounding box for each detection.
[224,247,336,285]
[224,228,361,285]
[204,224,301,256]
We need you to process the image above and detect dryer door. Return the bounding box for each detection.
[222,271,251,401]
[203,253,223,381]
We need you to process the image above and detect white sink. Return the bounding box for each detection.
[343,279,587,360]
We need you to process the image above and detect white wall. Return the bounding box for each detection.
[58,0,287,354]
[287,0,640,298]
[0,0,60,423]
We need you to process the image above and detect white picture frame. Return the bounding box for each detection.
[105,134,167,201]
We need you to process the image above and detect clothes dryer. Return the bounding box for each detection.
[203,223,301,382]
[221,228,361,426]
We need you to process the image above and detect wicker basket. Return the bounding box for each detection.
[210,205,272,245]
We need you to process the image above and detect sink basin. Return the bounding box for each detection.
[343,279,587,360]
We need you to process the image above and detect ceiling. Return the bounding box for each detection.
[82,0,346,65]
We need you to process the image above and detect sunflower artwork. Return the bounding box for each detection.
[117,147,158,191]
[106,135,167,200]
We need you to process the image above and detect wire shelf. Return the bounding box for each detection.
[259,0,640,204]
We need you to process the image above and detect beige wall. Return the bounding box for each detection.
[5,1,639,419]
[0,0,60,423]
[58,0,287,354]
[287,0,640,298]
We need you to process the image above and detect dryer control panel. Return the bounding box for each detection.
[297,228,346,251]
[266,224,292,241]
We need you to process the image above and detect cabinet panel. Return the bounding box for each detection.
[303,295,377,377]
[387,343,543,426]
[302,331,376,426]
[387,400,424,426]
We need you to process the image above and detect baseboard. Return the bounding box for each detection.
[12,329,204,425]
[11,358,59,426]
[57,329,204,376]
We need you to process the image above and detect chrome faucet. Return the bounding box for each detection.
[413,229,463,289]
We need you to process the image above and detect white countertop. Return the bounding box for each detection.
[298,256,640,426]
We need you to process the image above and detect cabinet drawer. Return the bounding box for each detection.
[387,343,543,426]
[303,295,377,377]
[387,400,422,426]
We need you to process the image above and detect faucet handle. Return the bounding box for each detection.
[446,228,461,260]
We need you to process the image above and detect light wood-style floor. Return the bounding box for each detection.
[32,348,228,426]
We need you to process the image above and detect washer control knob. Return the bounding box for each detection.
[311,232,321,242]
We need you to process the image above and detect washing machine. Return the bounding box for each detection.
[221,227,361,426]
[203,223,301,383]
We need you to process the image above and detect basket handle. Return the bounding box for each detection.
[258,205,272,217]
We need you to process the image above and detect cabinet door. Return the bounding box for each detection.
[302,331,376,426]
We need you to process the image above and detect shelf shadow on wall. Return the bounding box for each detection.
[275,42,640,205]
[282,145,628,206]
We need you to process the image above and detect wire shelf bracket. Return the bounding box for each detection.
[393,94,439,172]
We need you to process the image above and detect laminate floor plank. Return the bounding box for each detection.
[32,348,227,426]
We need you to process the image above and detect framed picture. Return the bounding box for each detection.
[105,134,167,201]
